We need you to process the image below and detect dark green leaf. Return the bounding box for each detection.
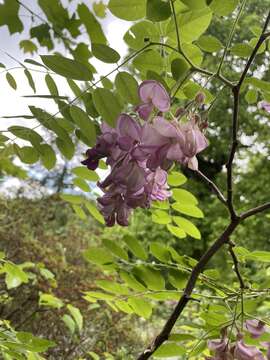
[108,0,146,21]
[171,58,190,81]
[6,72,17,90]
[92,43,120,63]
[70,105,96,146]
[92,88,122,127]
[24,69,36,92]
[41,55,93,81]
[115,72,140,105]
[146,0,171,22]
[77,3,107,44]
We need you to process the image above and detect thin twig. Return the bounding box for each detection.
[240,202,270,220]
[226,11,270,219]
[170,0,181,53]
[217,0,247,75]
[228,241,245,289]
[196,170,227,206]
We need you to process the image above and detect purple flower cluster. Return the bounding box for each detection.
[206,320,270,360]
[82,80,208,226]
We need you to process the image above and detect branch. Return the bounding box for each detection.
[196,170,227,206]
[137,219,240,360]
[226,86,239,219]
[226,11,270,219]
[240,202,270,220]
[237,11,270,88]
[228,241,245,289]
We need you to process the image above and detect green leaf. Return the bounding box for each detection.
[73,178,90,192]
[168,269,188,289]
[168,7,212,43]
[72,166,99,181]
[169,333,196,341]
[115,300,133,314]
[171,58,190,81]
[123,235,147,260]
[92,88,122,127]
[119,271,146,291]
[108,0,146,21]
[133,265,165,290]
[39,293,64,309]
[102,239,129,260]
[72,205,87,220]
[245,89,258,104]
[39,268,55,280]
[210,0,239,16]
[124,21,159,50]
[115,72,139,105]
[146,0,171,22]
[77,3,107,44]
[245,251,270,263]
[197,35,223,52]
[0,0,23,34]
[20,40,37,54]
[133,49,164,73]
[154,342,186,357]
[70,106,96,146]
[39,144,56,170]
[84,201,105,224]
[172,189,198,205]
[128,298,152,318]
[181,0,207,8]
[24,69,36,93]
[231,43,252,57]
[84,248,114,265]
[6,72,17,90]
[149,242,171,262]
[14,145,39,164]
[56,137,74,160]
[93,1,107,18]
[152,210,172,225]
[62,314,75,334]
[168,171,187,186]
[172,203,204,218]
[60,193,83,204]
[167,224,186,239]
[4,263,28,289]
[45,73,58,96]
[8,126,42,145]
[96,280,129,295]
[41,55,93,81]
[67,304,83,332]
[173,216,201,239]
[182,43,203,66]
[92,43,120,63]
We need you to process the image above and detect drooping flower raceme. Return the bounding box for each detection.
[81,80,208,226]
[206,322,270,360]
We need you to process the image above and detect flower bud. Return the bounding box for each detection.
[195,92,206,104]
[175,107,185,118]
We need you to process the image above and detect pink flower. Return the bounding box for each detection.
[259,101,270,113]
[234,339,265,360]
[136,80,170,120]
[146,167,171,201]
[245,320,266,338]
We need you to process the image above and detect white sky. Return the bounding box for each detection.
[0,0,130,133]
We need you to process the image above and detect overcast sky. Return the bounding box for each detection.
[0,0,130,133]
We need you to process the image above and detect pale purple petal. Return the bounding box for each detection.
[138,80,170,112]
[259,101,270,113]
[245,320,266,338]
